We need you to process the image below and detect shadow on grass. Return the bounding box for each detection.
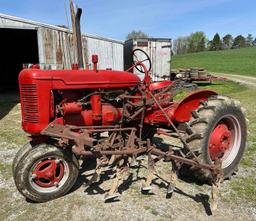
[0,91,19,120]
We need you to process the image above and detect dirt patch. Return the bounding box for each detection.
[213,73,256,89]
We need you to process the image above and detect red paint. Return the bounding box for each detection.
[174,90,217,122]
[72,64,79,70]
[90,95,102,122]
[149,81,173,91]
[92,54,98,71]
[62,102,83,115]
[64,103,120,126]
[30,64,40,69]
[32,158,65,188]
[209,123,232,160]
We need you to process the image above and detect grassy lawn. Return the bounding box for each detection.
[171,47,256,76]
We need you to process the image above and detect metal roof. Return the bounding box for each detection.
[0,13,124,44]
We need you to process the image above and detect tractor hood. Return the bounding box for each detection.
[19,69,141,89]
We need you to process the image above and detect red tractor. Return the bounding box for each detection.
[13,50,246,210]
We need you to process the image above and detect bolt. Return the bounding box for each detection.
[31,174,37,179]
[54,182,59,187]
[55,159,60,164]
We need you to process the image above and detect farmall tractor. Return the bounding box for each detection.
[13,49,247,210]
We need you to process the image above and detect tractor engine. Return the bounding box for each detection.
[61,95,122,127]
[19,68,140,135]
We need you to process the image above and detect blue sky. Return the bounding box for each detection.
[0,0,255,40]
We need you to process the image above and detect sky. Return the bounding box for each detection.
[0,0,256,41]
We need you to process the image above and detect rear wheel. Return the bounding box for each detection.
[183,95,247,180]
[14,143,79,202]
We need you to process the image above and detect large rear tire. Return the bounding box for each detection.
[183,95,247,181]
[14,143,79,202]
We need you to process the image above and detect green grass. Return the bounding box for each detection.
[171,47,256,76]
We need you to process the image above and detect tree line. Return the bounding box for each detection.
[173,32,256,55]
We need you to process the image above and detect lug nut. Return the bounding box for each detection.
[55,159,60,164]
[31,174,37,179]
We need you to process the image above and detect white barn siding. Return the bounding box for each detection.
[84,35,123,70]
[0,13,124,71]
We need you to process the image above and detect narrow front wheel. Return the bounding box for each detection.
[14,143,79,202]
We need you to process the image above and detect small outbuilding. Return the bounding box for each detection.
[124,38,172,81]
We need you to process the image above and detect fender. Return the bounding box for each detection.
[174,90,217,122]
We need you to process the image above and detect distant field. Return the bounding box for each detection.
[171,47,256,76]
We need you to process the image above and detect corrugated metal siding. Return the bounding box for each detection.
[0,14,124,71]
[38,28,75,69]
[84,36,123,70]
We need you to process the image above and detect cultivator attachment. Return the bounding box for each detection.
[42,121,224,209]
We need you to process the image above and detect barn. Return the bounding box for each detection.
[0,13,124,91]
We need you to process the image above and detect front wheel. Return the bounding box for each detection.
[184,95,247,180]
[14,143,79,202]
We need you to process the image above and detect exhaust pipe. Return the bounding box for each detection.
[70,0,84,69]
[75,8,84,69]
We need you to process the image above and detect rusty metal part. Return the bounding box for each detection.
[104,159,129,201]
[209,160,223,212]
[147,90,200,162]
[141,152,155,192]
[87,158,102,186]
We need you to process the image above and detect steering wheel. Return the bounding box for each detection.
[132,49,152,73]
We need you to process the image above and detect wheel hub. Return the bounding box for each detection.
[209,123,232,160]
[32,158,65,188]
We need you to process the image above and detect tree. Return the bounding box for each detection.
[222,34,233,49]
[232,35,246,48]
[173,36,190,55]
[209,33,222,51]
[126,30,149,40]
[253,38,256,46]
[187,31,207,53]
[245,34,254,47]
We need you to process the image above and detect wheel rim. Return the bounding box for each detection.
[29,156,70,193]
[208,114,242,168]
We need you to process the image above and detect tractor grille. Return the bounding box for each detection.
[21,84,39,123]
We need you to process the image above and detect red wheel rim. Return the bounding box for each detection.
[209,123,232,160]
[31,158,65,188]
[208,114,242,168]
